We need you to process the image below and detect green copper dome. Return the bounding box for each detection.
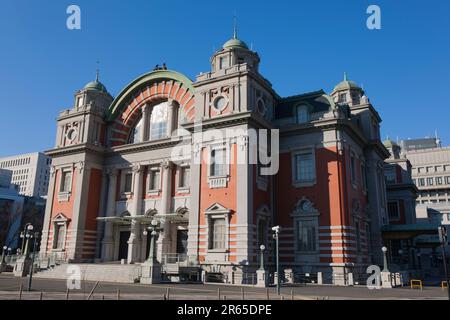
[84,80,108,93]
[333,73,362,92]
[223,38,249,50]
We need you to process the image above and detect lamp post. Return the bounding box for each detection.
[24,224,34,259]
[27,232,39,291]
[272,226,281,295]
[20,223,32,255]
[143,219,162,265]
[259,245,266,271]
[382,246,389,272]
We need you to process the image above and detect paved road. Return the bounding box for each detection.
[0,273,447,300]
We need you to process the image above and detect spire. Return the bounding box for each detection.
[344,72,348,81]
[95,60,100,82]
[233,14,237,39]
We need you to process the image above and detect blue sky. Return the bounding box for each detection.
[0,0,449,157]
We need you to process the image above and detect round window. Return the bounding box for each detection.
[66,128,77,141]
[257,99,266,116]
[214,96,227,111]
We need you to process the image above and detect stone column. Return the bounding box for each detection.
[127,164,144,264]
[167,99,176,137]
[157,160,172,262]
[141,104,149,142]
[40,166,57,256]
[101,169,118,261]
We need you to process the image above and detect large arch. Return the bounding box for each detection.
[107,70,196,146]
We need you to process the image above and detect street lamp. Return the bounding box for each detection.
[27,232,39,292]
[143,219,162,265]
[272,225,281,295]
[382,246,389,272]
[24,224,34,258]
[259,245,266,271]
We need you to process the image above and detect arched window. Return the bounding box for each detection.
[150,101,168,140]
[296,105,309,124]
[128,116,143,144]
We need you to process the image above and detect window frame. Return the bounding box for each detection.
[295,104,309,124]
[291,147,316,187]
[387,201,401,221]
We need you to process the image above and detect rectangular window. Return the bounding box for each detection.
[338,93,347,103]
[149,169,160,191]
[361,163,367,189]
[124,173,133,193]
[436,177,443,185]
[388,202,400,220]
[445,176,450,185]
[53,223,66,249]
[418,178,425,187]
[294,151,315,183]
[427,177,434,186]
[350,156,356,184]
[297,220,316,252]
[179,166,190,188]
[211,149,227,177]
[60,170,72,193]
[219,56,228,69]
[210,219,226,250]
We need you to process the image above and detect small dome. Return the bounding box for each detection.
[223,38,249,50]
[84,80,108,93]
[333,73,362,92]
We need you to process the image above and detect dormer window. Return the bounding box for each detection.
[296,105,309,124]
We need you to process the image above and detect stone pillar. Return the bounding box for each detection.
[141,104,149,142]
[167,99,176,137]
[101,169,118,261]
[39,165,57,256]
[127,164,143,264]
[317,272,323,285]
[256,269,268,287]
[381,271,393,288]
[157,160,172,262]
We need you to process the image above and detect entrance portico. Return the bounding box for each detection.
[97,208,190,265]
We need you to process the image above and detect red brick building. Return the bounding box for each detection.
[40,33,390,283]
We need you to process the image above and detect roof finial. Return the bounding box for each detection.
[344,72,348,81]
[233,13,237,39]
[96,60,100,82]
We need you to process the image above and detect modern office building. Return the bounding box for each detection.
[401,138,450,226]
[39,32,391,283]
[0,152,51,198]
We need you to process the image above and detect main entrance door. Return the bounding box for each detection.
[176,229,188,255]
[118,231,130,260]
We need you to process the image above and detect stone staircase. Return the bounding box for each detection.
[34,263,142,284]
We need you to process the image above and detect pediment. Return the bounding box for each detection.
[205,203,230,214]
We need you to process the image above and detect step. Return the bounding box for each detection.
[34,263,141,283]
